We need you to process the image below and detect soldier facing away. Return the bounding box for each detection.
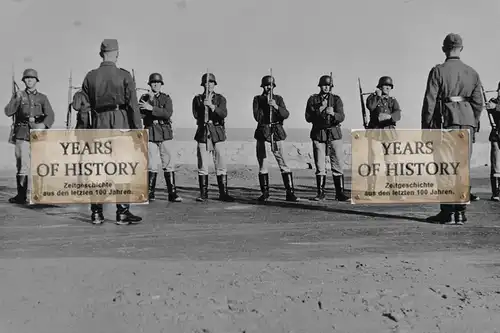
[485,82,500,201]
[4,68,55,204]
[81,38,143,225]
[139,73,182,203]
[365,76,402,200]
[253,75,299,202]
[192,72,234,202]
[421,33,483,225]
[305,75,349,202]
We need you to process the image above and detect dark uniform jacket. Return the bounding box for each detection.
[305,93,344,142]
[72,90,91,129]
[81,61,142,130]
[192,92,227,143]
[140,92,173,142]
[421,56,483,130]
[253,93,289,142]
[4,89,55,141]
[487,97,500,142]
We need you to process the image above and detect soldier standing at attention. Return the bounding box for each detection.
[421,33,483,225]
[192,72,234,202]
[365,76,402,200]
[253,75,299,202]
[485,82,500,201]
[81,39,143,225]
[72,90,91,129]
[4,69,54,204]
[305,74,349,202]
[139,73,182,203]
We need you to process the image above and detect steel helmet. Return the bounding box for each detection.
[260,75,276,88]
[377,76,393,89]
[148,73,164,85]
[201,73,217,86]
[22,68,39,82]
[318,75,333,87]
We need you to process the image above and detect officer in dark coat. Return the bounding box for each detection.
[253,75,299,202]
[421,33,483,225]
[4,68,55,204]
[485,82,500,201]
[192,72,234,202]
[139,72,182,203]
[305,75,348,202]
[365,76,402,200]
[81,39,143,225]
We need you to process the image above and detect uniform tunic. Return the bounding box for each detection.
[365,94,401,141]
[253,94,289,142]
[81,61,141,130]
[192,93,227,143]
[140,92,173,142]
[305,93,344,142]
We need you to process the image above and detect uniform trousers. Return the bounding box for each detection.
[197,141,227,176]
[312,139,343,176]
[91,109,132,213]
[15,140,30,176]
[148,140,175,172]
[437,126,473,212]
[256,140,291,174]
[490,141,500,177]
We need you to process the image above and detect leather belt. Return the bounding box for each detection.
[444,96,468,103]
[94,105,125,113]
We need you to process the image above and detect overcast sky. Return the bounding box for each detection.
[0,0,499,130]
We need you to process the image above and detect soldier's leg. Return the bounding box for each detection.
[490,141,500,201]
[160,140,182,202]
[148,142,160,201]
[329,139,349,202]
[256,140,270,201]
[312,140,326,201]
[213,141,234,202]
[196,142,209,202]
[365,137,378,199]
[273,141,298,202]
[9,140,29,204]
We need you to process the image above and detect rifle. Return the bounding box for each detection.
[268,68,275,148]
[481,85,497,133]
[204,68,213,151]
[8,64,20,144]
[357,77,370,129]
[66,71,73,129]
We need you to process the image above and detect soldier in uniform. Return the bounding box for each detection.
[139,73,182,203]
[4,69,54,204]
[421,33,483,225]
[81,39,143,225]
[305,75,349,202]
[72,90,91,129]
[365,76,402,200]
[485,82,500,201]
[192,72,234,202]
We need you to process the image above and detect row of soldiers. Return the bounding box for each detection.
[4,33,497,226]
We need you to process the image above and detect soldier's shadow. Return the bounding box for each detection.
[176,184,434,224]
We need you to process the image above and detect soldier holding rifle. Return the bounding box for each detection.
[81,39,143,225]
[192,72,234,202]
[421,33,483,225]
[139,72,182,203]
[253,74,299,202]
[305,74,349,201]
[4,68,55,204]
[485,82,500,201]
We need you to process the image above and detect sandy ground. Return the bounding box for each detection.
[1,164,499,333]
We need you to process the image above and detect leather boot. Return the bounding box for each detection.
[312,175,326,201]
[333,175,349,201]
[282,172,299,202]
[148,171,157,201]
[116,204,142,225]
[426,210,453,224]
[8,175,28,204]
[90,204,105,225]
[257,173,270,202]
[491,177,500,201]
[470,187,479,201]
[217,174,235,202]
[165,171,182,202]
[196,175,209,202]
[454,211,467,225]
